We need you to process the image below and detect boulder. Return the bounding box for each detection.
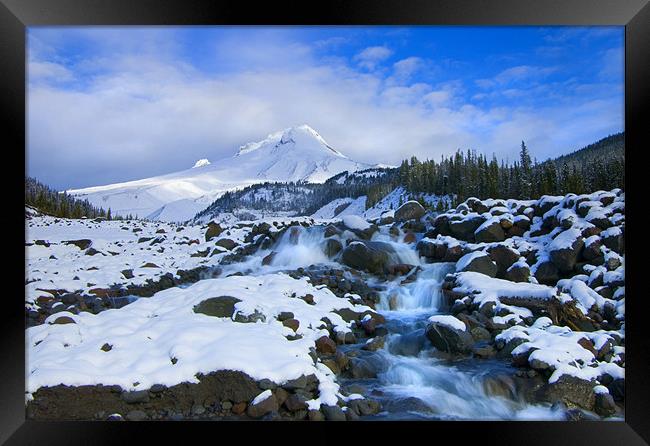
[549,229,584,273]
[315,336,337,355]
[534,261,559,285]
[394,201,426,222]
[602,228,624,254]
[505,263,531,283]
[582,237,603,261]
[448,216,486,241]
[193,296,241,318]
[205,222,224,242]
[321,405,346,421]
[466,197,489,214]
[456,252,497,278]
[322,239,342,257]
[487,245,520,278]
[215,238,237,250]
[246,392,279,419]
[536,375,596,411]
[63,239,92,250]
[474,220,505,243]
[425,317,473,354]
[340,241,395,275]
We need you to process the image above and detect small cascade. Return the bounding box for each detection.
[377,262,455,312]
[269,225,331,268]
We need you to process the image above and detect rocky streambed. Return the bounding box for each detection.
[25,189,625,421]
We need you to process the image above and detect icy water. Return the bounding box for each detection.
[357,262,564,420]
[224,224,565,420]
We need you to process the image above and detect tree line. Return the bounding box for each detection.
[25,176,115,220]
[398,132,624,203]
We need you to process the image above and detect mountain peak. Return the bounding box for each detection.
[236,125,345,158]
[192,159,211,168]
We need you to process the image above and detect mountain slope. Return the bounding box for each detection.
[67,125,371,221]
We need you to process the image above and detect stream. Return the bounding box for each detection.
[223,223,566,420]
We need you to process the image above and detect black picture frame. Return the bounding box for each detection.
[2,0,648,444]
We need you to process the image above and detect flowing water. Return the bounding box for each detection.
[228,224,564,420]
[364,261,563,420]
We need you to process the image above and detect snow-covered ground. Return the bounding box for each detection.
[25,187,625,421]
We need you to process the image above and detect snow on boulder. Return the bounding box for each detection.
[394,200,426,222]
[448,215,486,241]
[453,272,558,309]
[548,228,584,273]
[455,251,497,278]
[557,278,607,314]
[341,215,371,231]
[425,315,473,354]
[474,217,506,243]
[486,245,520,278]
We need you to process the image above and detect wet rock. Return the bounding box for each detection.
[340,241,395,275]
[323,238,343,257]
[324,224,341,238]
[536,375,596,411]
[425,319,473,354]
[321,405,346,421]
[362,336,386,352]
[193,296,241,318]
[349,398,381,416]
[395,201,426,222]
[262,252,276,265]
[594,391,617,417]
[335,331,357,345]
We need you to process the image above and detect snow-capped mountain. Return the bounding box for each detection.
[67,125,372,222]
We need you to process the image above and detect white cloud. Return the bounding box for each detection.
[392,56,422,80]
[27,34,623,190]
[353,46,392,70]
[476,65,557,89]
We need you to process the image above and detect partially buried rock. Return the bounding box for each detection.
[315,336,337,354]
[215,238,237,250]
[205,222,224,242]
[193,296,242,318]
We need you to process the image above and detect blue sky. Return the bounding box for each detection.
[27,26,624,190]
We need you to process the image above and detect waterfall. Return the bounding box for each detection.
[377,262,455,311]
